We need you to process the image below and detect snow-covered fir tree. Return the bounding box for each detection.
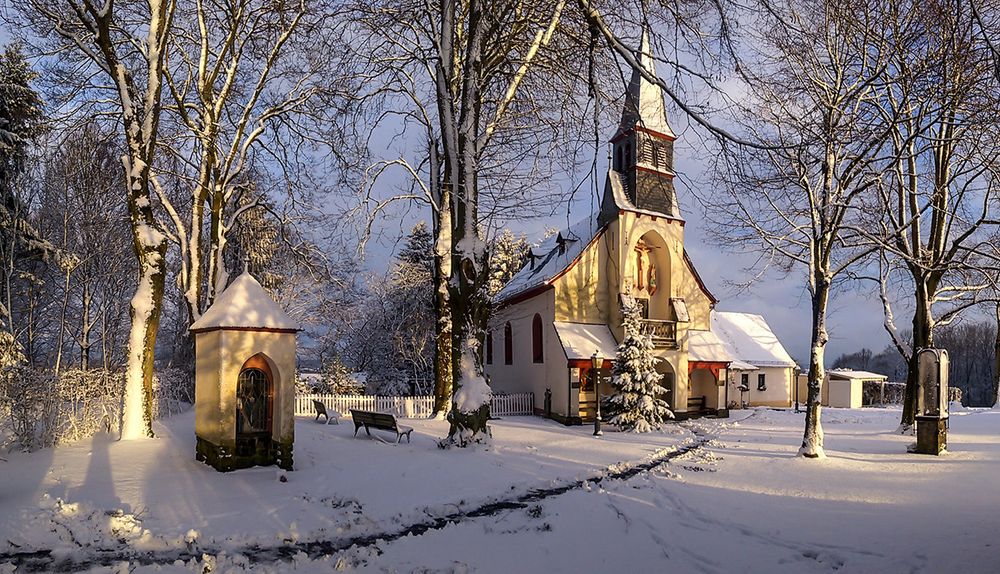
[603,296,673,432]
[487,229,528,298]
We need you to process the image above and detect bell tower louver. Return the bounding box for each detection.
[610,29,678,217]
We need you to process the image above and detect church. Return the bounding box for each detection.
[484,32,795,424]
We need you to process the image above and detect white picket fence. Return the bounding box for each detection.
[295,393,534,419]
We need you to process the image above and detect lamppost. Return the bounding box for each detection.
[592,351,603,436]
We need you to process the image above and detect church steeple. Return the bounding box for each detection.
[608,27,679,218]
[618,29,674,138]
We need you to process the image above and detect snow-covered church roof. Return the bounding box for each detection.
[495,214,605,304]
[687,329,732,363]
[189,271,299,332]
[711,311,795,368]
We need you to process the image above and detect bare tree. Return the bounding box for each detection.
[18,0,176,438]
[159,0,341,331]
[347,0,593,433]
[867,0,1000,430]
[709,0,891,457]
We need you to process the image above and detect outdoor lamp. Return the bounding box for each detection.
[592,350,603,436]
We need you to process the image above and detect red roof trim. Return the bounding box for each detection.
[190,326,300,335]
[497,224,609,307]
[546,225,608,286]
[610,126,678,144]
[635,125,677,141]
[635,165,675,178]
[500,284,553,308]
[684,250,718,304]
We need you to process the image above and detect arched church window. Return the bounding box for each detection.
[532,314,544,363]
[625,143,632,167]
[615,146,623,171]
[486,332,494,365]
[504,322,513,365]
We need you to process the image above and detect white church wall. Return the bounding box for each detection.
[487,290,566,417]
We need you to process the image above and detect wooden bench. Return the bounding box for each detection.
[687,395,707,412]
[350,409,413,444]
[312,399,339,424]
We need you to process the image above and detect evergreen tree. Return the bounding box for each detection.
[487,229,529,297]
[603,296,673,432]
[0,44,50,334]
[322,356,364,394]
[398,221,434,271]
[0,44,44,197]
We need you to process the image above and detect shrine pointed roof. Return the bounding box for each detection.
[189,271,299,333]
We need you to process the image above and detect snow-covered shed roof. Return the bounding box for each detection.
[189,271,299,333]
[553,322,619,361]
[496,214,605,304]
[828,369,888,382]
[687,329,732,363]
[711,311,795,368]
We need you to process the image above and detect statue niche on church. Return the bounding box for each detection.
[633,241,657,297]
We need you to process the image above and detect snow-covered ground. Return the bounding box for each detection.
[2,407,999,572]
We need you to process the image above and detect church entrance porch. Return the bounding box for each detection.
[576,360,613,423]
[678,362,730,420]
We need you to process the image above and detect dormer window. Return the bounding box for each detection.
[555,232,577,256]
[527,248,543,270]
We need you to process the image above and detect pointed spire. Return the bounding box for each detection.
[618,28,673,137]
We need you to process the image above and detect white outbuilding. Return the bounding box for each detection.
[712,311,798,408]
[189,270,299,472]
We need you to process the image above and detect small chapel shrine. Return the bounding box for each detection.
[485,30,795,424]
[189,270,299,471]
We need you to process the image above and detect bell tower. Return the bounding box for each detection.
[610,29,678,217]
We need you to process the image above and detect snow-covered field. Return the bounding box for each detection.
[2,407,999,572]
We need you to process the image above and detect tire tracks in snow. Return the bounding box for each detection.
[0,436,711,572]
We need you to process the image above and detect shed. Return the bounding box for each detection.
[712,311,797,408]
[827,369,888,408]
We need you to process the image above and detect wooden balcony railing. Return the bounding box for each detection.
[640,319,677,349]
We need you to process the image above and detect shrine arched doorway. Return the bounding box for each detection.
[235,354,274,459]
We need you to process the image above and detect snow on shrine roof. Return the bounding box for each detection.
[189,271,299,332]
[711,311,795,368]
[496,214,605,304]
[687,329,732,363]
[828,369,888,381]
[553,322,619,361]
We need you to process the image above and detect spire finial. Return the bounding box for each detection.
[616,25,673,138]
[243,254,251,275]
